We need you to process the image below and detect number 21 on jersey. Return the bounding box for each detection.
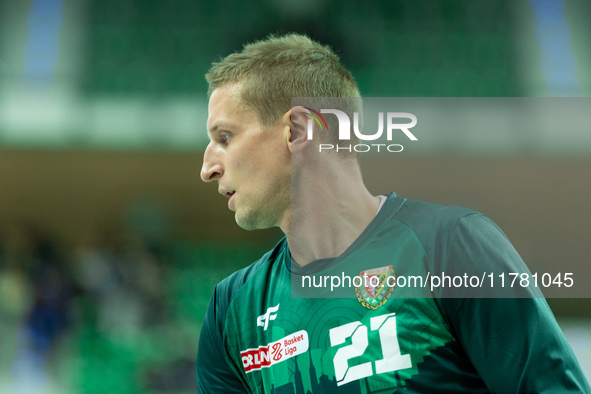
[329,312,411,386]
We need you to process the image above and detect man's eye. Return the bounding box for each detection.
[220,134,230,143]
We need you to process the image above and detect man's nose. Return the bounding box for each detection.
[200,144,223,182]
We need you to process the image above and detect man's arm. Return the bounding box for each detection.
[440,213,590,392]
[196,286,246,394]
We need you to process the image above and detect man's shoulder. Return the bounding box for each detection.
[386,193,500,266]
[214,237,286,303]
[391,193,479,232]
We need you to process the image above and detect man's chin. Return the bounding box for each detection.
[235,211,274,231]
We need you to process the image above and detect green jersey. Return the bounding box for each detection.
[197,192,589,393]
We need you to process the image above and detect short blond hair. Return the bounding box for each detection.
[206,33,361,145]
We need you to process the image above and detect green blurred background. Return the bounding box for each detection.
[0,0,590,392]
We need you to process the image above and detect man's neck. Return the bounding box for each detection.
[282,163,381,267]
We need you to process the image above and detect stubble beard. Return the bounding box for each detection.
[234,186,290,231]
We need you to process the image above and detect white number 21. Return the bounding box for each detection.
[329,313,411,386]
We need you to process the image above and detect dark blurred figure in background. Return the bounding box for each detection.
[74,231,166,336]
[0,221,75,392]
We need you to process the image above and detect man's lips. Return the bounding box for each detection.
[228,192,235,210]
[219,188,236,210]
[219,188,235,198]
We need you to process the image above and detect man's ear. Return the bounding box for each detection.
[285,107,311,153]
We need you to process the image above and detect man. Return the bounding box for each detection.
[198,33,589,393]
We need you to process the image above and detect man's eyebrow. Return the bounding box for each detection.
[208,121,238,135]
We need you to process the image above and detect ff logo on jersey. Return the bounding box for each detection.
[257,304,279,330]
[355,265,395,310]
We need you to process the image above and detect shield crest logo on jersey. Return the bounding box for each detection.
[355,265,395,310]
